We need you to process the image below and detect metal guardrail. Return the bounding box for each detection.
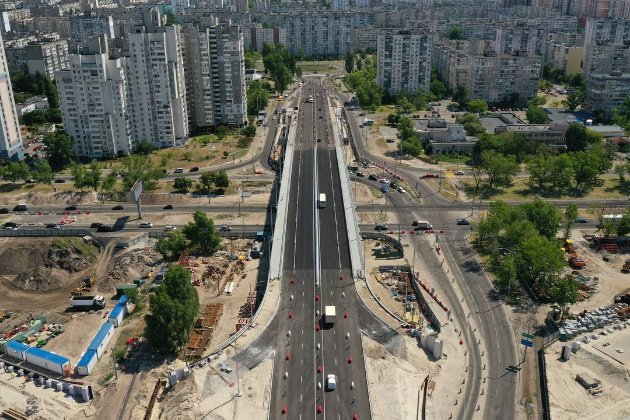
[0,229,92,237]
[538,349,551,420]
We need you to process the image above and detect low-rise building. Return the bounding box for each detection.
[413,120,477,154]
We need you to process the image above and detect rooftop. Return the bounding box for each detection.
[25,347,70,366]
[76,349,97,367]
[87,322,113,351]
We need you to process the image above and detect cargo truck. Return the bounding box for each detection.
[69,295,106,310]
[324,305,336,325]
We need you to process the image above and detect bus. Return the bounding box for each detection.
[318,193,326,208]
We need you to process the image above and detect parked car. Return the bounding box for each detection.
[355,171,365,177]
[96,225,112,232]
[219,225,232,232]
[139,222,153,228]
[381,185,389,193]
[25,179,36,184]
[90,222,103,229]
[386,138,395,143]
[358,112,366,116]
[65,205,77,211]
[0,208,9,214]
[189,166,199,172]
[454,170,465,175]
[397,187,407,194]
[54,178,66,183]
[173,168,184,174]
[164,225,177,231]
[3,222,19,229]
[163,204,174,210]
[368,174,378,181]
[46,223,62,230]
[422,173,440,178]
[112,205,124,210]
[379,178,389,184]
[456,218,470,225]
[389,181,398,188]
[575,217,588,223]
[375,224,388,231]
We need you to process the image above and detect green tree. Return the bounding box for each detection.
[4,161,30,183]
[262,44,296,93]
[449,26,466,40]
[387,113,401,125]
[564,123,603,152]
[71,163,87,191]
[31,160,56,191]
[144,265,199,354]
[549,154,575,191]
[155,231,191,260]
[118,155,163,191]
[43,131,74,170]
[481,151,519,189]
[429,80,447,100]
[345,52,354,74]
[84,162,102,192]
[244,50,261,69]
[213,170,229,193]
[398,95,413,114]
[242,124,256,138]
[174,177,193,193]
[246,80,270,116]
[549,277,579,322]
[182,210,222,255]
[199,171,215,192]
[520,199,562,239]
[571,148,609,190]
[526,153,554,190]
[612,96,630,132]
[617,211,630,236]
[562,86,585,111]
[467,99,488,113]
[452,84,468,108]
[563,203,579,240]
[136,140,154,155]
[526,106,549,124]
[528,95,547,107]
[397,116,416,140]
[100,172,117,203]
[514,235,566,289]
[455,113,485,136]
[42,75,59,109]
[412,90,428,110]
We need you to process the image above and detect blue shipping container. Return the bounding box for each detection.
[76,349,98,376]
[24,347,70,375]
[87,323,114,359]
[6,340,30,360]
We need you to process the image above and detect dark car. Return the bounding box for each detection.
[318,108,322,111]
[112,205,124,210]
[0,208,9,214]
[163,204,173,210]
[456,218,470,225]
[90,222,104,228]
[317,138,322,142]
[356,172,365,177]
[65,205,77,211]
[389,181,398,188]
[189,167,199,172]
[97,225,113,232]
[319,115,323,119]
[25,179,36,184]
[375,224,389,231]
[54,179,66,183]
[46,223,62,229]
[575,217,588,223]
[3,222,18,228]
[368,174,378,181]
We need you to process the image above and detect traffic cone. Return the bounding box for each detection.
[316,323,321,331]
[289,311,293,319]
[344,312,348,318]
[291,278,295,284]
[348,356,352,364]
[315,295,320,301]
[286,352,291,360]
[282,405,287,414]
[459,339,463,345]
[339,275,343,280]
[353,414,359,420]
[317,405,323,413]
[317,365,322,373]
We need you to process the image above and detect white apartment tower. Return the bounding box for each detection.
[182,17,246,130]
[377,29,432,96]
[0,32,23,162]
[127,9,188,149]
[55,37,132,158]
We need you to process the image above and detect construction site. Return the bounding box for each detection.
[0,232,267,420]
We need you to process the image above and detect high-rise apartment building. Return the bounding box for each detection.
[126,9,188,149]
[181,17,247,130]
[5,39,69,79]
[583,18,630,115]
[55,37,132,158]
[433,42,542,105]
[0,32,23,162]
[377,29,432,95]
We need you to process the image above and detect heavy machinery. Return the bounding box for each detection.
[622,259,630,273]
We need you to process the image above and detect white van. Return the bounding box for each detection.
[412,220,433,230]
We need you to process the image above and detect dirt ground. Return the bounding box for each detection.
[569,229,630,312]
[545,327,630,420]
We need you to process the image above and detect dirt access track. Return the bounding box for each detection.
[0,237,116,314]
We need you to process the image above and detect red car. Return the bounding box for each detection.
[422,173,441,178]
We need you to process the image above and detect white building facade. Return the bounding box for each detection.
[0,32,23,162]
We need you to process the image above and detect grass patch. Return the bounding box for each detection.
[98,371,115,386]
[52,238,100,262]
[425,178,459,200]
[297,60,343,74]
[375,137,388,149]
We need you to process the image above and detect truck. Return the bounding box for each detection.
[318,193,326,209]
[69,295,106,310]
[324,306,336,325]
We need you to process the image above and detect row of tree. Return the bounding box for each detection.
[155,210,223,260]
[262,44,298,93]
[173,169,229,194]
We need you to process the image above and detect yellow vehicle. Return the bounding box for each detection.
[278,95,284,102]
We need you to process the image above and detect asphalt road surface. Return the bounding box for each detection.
[267,78,374,420]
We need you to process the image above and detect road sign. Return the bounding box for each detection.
[522,332,535,340]
[520,339,534,348]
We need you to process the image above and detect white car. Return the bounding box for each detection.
[139,222,153,228]
[454,170,465,175]
[326,374,337,391]
[164,225,176,231]
[397,187,406,194]
[379,178,389,184]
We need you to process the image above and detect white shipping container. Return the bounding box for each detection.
[88,323,115,359]
[24,349,70,375]
[432,339,444,360]
[76,350,98,376]
[426,335,436,352]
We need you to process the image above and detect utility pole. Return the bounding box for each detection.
[111,347,118,380]
[235,335,241,397]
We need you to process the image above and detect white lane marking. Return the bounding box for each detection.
[301,375,303,384]
[334,358,337,366]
